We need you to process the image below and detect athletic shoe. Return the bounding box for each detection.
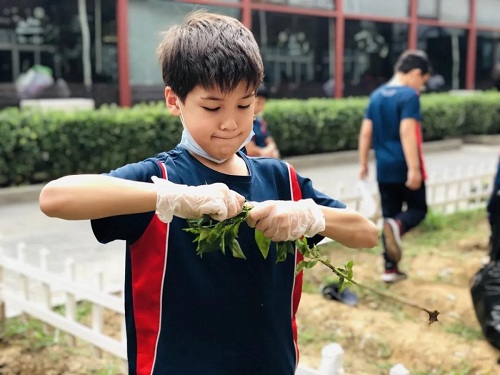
[383,218,402,263]
[381,268,408,283]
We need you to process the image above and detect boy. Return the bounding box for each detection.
[358,49,430,284]
[40,11,378,375]
[245,84,280,158]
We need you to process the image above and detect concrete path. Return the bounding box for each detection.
[0,141,498,310]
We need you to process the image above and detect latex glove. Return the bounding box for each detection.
[151,176,245,223]
[247,199,326,242]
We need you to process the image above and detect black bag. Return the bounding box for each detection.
[470,187,500,349]
[471,261,500,349]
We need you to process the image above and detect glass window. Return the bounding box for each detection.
[251,11,334,98]
[0,51,13,82]
[417,26,468,90]
[344,0,409,18]
[418,0,469,23]
[477,0,500,28]
[417,0,438,18]
[128,1,240,86]
[344,20,408,96]
[0,1,118,82]
[476,31,500,90]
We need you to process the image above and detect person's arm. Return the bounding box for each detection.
[265,136,280,158]
[245,140,265,157]
[40,174,246,222]
[39,174,158,220]
[246,138,280,158]
[320,206,378,248]
[358,119,373,179]
[400,118,422,190]
[247,200,378,249]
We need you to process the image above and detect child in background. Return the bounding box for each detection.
[39,11,378,375]
[358,50,430,284]
[245,84,281,158]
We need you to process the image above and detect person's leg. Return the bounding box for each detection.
[396,182,427,233]
[378,183,404,275]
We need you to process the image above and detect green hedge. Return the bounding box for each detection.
[1,92,499,187]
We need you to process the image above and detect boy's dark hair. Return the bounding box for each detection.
[256,84,269,99]
[157,11,264,102]
[394,50,430,75]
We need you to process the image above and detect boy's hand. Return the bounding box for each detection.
[359,164,369,180]
[406,168,422,190]
[152,177,245,223]
[247,199,325,242]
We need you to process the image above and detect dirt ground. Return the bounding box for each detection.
[0,214,499,374]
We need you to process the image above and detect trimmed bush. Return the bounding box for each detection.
[1,92,499,187]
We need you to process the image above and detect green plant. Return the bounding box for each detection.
[185,205,440,324]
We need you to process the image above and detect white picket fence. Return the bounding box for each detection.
[0,245,127,361]
[0,166,496,374]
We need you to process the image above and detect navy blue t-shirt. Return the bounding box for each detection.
[365,85,423,183]
[252,116,270,147]
[91,147,345,375]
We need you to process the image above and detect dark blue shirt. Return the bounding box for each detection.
[91,147,345,375]
[365,85,423,183]
[252,116,270,147]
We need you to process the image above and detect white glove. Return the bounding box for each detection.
[151,176,245,223]
[246,199,326,242]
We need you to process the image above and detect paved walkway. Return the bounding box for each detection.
[0,141,498,312]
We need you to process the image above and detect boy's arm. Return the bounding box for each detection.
[39,174,158,220]
[358,119,373,179]
[247,200,378,249]
[40,174,245,221]
[245,140,264,157]
[400,118,422,190]
[265,136,280,158]
[320,206,378,248]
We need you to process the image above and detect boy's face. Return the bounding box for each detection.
[407,69,430,92]
[165,82,255,161]
[254,96,267,115]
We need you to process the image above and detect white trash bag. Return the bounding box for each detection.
[356,180,377,218]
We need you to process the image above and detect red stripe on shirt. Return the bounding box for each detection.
[288,164,303,367]
[129,163,169,374]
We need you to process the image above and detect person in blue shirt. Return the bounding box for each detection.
[245,84,280,158]
[358,50,430,284]
[39,11,378,375]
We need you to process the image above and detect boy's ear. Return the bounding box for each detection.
[164,86,180,116]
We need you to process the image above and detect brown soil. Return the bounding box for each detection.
[0,218,499,374]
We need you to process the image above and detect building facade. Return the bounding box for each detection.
[1,0,499,108]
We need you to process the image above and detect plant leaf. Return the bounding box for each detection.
[229,238,246,260]
[255,230,271,259]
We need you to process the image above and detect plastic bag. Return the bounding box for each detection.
[470,260,500,350]
[356,180,377,218]
[15,65,54,99]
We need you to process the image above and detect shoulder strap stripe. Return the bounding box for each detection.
[130,161,169,374]
[287,163,303,368]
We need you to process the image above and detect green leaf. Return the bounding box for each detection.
[255,230,271,259]
[296,261,307,275]
[229,238,246,260]
[276,243,288,262]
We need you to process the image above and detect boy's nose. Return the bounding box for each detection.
[220,118,238,131]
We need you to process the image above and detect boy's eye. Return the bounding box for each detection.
[203,107,220,112]
[238,104,251,110]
